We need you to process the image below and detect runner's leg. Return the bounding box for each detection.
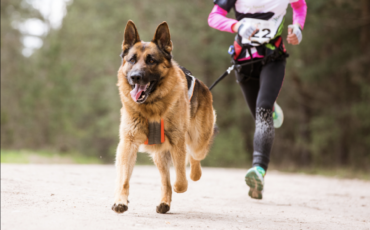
[238,78,259,118]
[235,63,262,119]
[253,59,286,171]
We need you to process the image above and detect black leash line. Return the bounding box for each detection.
[208,58,264,91]
[208,65,235,91]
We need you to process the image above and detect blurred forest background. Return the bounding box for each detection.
[1,0,370,174]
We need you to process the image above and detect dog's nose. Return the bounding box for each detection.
[130,74,142,83]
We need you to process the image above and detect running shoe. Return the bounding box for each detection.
[245,166,265,199]
[273,102,284,128]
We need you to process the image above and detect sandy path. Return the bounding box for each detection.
[1,164,370,230]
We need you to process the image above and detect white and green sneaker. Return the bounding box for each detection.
[245,166,266,200]
[273,102,284,128]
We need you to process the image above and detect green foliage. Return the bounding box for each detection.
[1,149,102,164]
[1,0,370,172]
[203,127,249,168]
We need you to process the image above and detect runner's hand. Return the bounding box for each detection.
[287,24,302,45]
[234,21,258,39]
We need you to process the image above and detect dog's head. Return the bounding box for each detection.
[119,20,173,104]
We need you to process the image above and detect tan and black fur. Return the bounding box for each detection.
[112,20,216,214]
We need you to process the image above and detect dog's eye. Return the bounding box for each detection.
[147,57,156,65]
[128,57,136,64]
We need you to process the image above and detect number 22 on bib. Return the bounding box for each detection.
[240,18,276,46]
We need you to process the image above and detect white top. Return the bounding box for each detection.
[235,0,298,46]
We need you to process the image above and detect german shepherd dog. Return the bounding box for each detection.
[112,20,216,214]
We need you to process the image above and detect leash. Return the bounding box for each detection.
[208,65,234,91]
[208,58,264,91]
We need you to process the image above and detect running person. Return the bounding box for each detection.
[208,0,307,199]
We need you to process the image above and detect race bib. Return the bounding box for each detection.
[240,18,276,46]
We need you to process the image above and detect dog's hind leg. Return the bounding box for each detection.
[112,140,138,214]
[187,112,217,181]
[188,109,216,162]
[189,155,202,181]
[187,142,208,181]
[170,140,188,194]
[153,151,172,214]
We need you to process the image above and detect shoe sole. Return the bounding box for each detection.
[245,170,263,200]
[273,102,284,129]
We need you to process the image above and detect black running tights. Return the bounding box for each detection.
[235,58,286,171]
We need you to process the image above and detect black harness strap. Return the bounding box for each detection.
[208,40,289,91]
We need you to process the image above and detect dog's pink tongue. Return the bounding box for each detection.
[130,84,146,102]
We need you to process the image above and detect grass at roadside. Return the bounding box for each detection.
[1,149,369,180]
[1,149,102,164]
[0,149,154,165]
[275,166,370,181]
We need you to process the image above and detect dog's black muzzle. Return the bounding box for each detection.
[128,71,148,86]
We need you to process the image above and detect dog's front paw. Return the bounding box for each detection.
[156,202,170,214]
[112,203,128,213]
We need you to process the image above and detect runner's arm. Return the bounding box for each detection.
[208,5,238,33]
[290,0,307,29]
[288,0,307,45]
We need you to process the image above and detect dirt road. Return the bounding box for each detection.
[1,164,370,230]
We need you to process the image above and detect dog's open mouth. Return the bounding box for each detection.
[130,82,155,103]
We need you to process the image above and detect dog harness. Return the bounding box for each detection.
[186,73,196,101]
[144,67,196,145]
[144,119,165,145]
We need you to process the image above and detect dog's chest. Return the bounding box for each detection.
[143,66,196,146]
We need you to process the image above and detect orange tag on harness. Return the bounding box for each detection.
[144,119,165,145]
[233,41,242,60]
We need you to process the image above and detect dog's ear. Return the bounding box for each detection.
[152,22,172,59]
[122,20,140,57]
